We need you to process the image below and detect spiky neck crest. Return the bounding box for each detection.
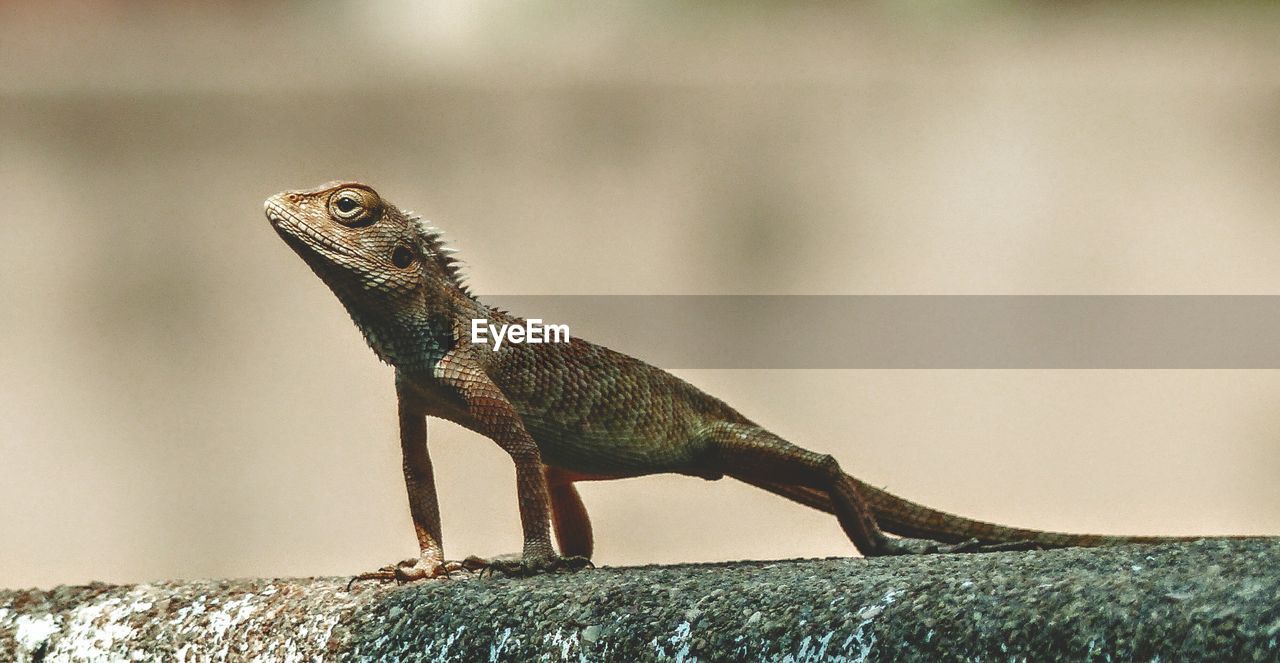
[405,212,475,300]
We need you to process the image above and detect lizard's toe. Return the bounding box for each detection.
[875,537,943,555]
[346,555,460,589]
[963,539,1043,553]
[876,537,1043,556]
[463,553,593,578]
[933,538,1042,554]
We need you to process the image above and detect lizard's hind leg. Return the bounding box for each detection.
[702,423,984,557]
[701,422,894,555]
[545,466,594,559]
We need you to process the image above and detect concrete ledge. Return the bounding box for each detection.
[3,539,1278,661]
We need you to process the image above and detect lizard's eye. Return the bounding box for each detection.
[335,196,358,214]
[328,188,381,227]
[391,245,415,269]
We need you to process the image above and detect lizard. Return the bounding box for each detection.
[265,180,1228,580]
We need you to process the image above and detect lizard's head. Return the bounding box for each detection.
[265,181,469,365]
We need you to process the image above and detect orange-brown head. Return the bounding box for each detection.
[265,181,469,367]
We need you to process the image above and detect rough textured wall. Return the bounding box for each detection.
[4,540,1279,661]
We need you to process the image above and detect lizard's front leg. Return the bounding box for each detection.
[354,382,461,584]
[438,353,590,576]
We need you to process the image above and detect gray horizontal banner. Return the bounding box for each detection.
[482,296,1280,369]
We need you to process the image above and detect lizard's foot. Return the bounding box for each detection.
[461,552,593,578]
[876,537,1043,556]
[346,555,467,589]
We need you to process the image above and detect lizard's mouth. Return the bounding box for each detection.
[265,198,358,262]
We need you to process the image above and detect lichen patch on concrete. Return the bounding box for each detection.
[11,612,59,657]
[0,577,395,661]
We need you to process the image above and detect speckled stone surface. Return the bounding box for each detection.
[4,539,1279,661]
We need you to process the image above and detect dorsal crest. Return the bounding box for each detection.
[406,212,474,298]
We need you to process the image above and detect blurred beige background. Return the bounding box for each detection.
[3,2,1280,589]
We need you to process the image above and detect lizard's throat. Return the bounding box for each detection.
[336,297,448,370]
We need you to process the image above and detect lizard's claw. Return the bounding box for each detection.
[960,539,1043,553]
[876,537,1044,556]
[346,565,396,591]
[345,556,467,590]
[461,553,593,578]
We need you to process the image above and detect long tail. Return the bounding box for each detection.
[739,473,1204,548]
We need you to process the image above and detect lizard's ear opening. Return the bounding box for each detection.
[328,187,382,227]
[391,245,416,269]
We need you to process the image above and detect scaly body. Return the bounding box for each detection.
[266,181,1230,579]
